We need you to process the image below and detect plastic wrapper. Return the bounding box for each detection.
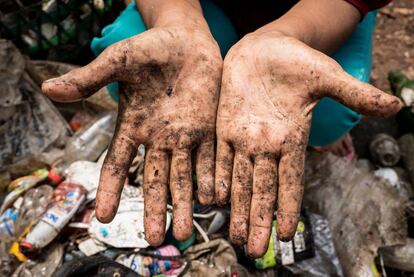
[304,152,407,276]
[285,213,344,277]
[116,245,183,276]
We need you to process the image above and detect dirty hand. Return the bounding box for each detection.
[42,27,222,245]
[215,33,403,257]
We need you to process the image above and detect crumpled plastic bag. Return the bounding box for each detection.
[304,153,407,277]
[0,40,71,170]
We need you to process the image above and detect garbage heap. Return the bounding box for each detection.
[0,39,413,277]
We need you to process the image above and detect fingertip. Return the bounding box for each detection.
[230,217,248,246]
[95,189,120,223]
[173,222,193,241]
[276,212,299,242]
[247,245,268,258]
[41,76,82,102]
[145,226,165,246]
[95,206,116,224]
[247,229,271,258]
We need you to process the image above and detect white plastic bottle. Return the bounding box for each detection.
[20,183,87,252]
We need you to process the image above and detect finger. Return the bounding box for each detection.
[343,134,354,154]
[322,67,403,117]
[143,149,169,246]
[277,142,306,241]
[170,149,193,241]
[96,125,138,223]
[215,140,234,206]
[196,140,215,205]
[229,152,253,245]
[247,154,278,257]
[42,42,127,102]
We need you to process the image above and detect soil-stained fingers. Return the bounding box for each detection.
[247,154,278,257]
[229,152,253,245]
[96,125,138,223]
[196,140,215,205]
[277,144,306,241]
[215,140,234,206]
[170,149,193,241]
[143,149,169,246]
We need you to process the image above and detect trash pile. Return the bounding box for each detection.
[0,38,413,277]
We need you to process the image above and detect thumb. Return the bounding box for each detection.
[42,43,126,102]
[321,66,403,118]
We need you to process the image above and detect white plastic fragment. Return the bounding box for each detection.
[78,238,107,256]
[88,186,171,249]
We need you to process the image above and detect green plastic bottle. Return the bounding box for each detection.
[388,70,414,132]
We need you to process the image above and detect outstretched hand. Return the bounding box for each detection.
[43,27,222,246]
[215,33,402,257]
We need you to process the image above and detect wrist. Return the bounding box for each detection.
[253,0,360,54]
[136,0,210,33]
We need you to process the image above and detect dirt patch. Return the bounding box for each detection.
[371,0,414,91]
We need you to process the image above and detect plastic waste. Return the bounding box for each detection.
[12,243,64,277]
[389,70,414,132]
[369,133,400,166]
[255,211,314,269]
[0,40,71,170]
[183,239,238,277]
[65,161,102,202]
[0,169,49,214]
[304,152,407,277]
[207,210,227,235]
[398,133,414,185]
[20,183,87,252]
[78,238,107,257]
[284,213,344,277]
[89,185,172,249]
[389,70,414,112]
[116,245,183,276]
[59,112,116,170]
[374,167,413,198]
[379,238,414,272]
[69,110,94,131]
[0,185,53,242]
[0,208,19,238]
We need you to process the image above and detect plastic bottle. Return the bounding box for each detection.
[388,70,414,132]
[61,112,116,168]
[19,183,87,252]
[398,133,414,186]
[369,133,401,167]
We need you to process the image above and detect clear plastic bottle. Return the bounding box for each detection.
[62,112,116,167]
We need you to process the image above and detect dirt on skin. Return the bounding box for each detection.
[371,0,414,91]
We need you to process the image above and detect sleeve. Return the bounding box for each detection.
[344,0,393,17]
